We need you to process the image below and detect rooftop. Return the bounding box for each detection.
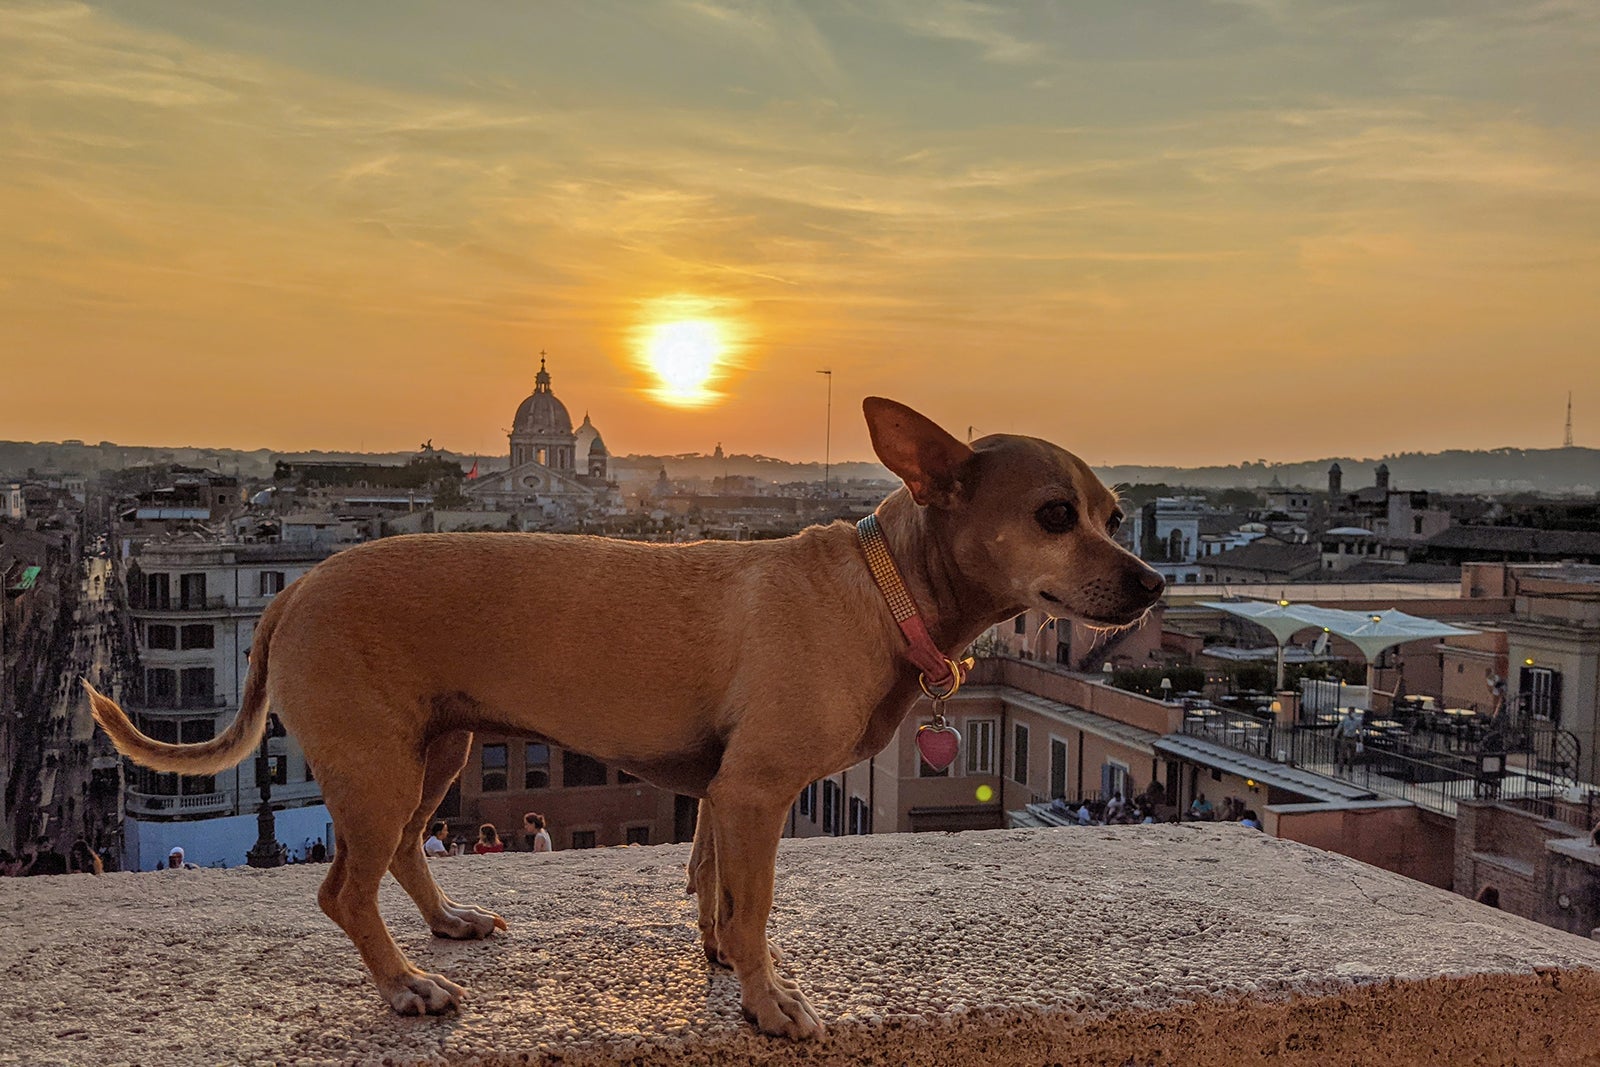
[4,828,1599,1065]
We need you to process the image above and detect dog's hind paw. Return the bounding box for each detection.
[385,971,466,1016]
[431,903,507,940]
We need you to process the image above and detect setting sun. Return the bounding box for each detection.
[641,319,725,407]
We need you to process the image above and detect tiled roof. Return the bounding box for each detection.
[1202,540,1320,575]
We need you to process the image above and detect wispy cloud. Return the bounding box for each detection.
[1,0,1596,461]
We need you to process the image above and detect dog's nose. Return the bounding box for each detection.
[1127,565,1165,600]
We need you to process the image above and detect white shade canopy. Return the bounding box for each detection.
[1203,601,1479,664]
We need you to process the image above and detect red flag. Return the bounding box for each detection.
[467,458,479,480]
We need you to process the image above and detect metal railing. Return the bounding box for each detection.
[1182,708,1582,818]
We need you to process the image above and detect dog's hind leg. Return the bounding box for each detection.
[318,761,466,1016]
[687,798,723,964]
[389,729,506,940]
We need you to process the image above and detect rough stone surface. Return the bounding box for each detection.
[3,826,1599,1065]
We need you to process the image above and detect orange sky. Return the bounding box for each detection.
[2,1,1597,466]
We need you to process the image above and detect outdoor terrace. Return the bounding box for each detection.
[3,827,1599,1065]
[1181,702,1583,818]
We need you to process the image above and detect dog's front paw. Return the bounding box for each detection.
[742,980,824,1040]
[383,970,466,1015]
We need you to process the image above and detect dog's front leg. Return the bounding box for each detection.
[707,781,823,1039]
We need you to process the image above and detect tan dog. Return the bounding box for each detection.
[85,398,1163,1038]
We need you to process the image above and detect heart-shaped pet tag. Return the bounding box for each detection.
[916,724,961,772]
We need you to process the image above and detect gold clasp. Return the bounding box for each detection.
[918,656,976,701]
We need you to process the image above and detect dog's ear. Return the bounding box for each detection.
[863,397,973,508]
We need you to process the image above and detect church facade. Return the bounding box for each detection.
[463,356,623,525]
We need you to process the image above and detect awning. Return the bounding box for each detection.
[1202,600,1478,663]
[1153,734,1380,804]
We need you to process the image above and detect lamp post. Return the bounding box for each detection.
[817,369,832,500]
[246,713,287,868]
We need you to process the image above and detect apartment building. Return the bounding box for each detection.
[453,736,696,851]
[120,539,337,869]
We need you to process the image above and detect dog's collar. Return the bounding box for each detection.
[856,514,971,699]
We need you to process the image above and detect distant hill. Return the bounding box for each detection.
[1,439,1595,495]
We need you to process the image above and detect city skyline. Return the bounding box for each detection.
[3,2,1598,465]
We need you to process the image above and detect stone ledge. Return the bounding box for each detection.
[3,826,1600,1066]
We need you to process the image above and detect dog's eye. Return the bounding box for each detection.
[1035,501,1077,534]
[1107,511,1124,536]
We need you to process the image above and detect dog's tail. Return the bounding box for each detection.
[84,583,291,775]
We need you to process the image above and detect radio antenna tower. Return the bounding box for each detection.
[1565,391,1574,448]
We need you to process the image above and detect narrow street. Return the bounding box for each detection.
[31,554,127,863]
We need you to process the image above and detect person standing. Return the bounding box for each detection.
[474,824,505,855]
[1335,707,1363,773]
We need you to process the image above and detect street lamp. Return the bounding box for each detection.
[817,369,832,499]
[246,712,288,868]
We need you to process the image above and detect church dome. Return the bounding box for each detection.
[512,357,573,436]
[589,432,608,456]
[574,413,601,461]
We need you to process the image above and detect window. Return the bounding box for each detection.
[145,573,170,609]
[822,780,843,836]
[146,624,177,650]
[524,743,550,789]
[1103,761,1130,800]
[848,796,871,835]
[625,825,651,846]
[562,751,608,787]
[1521,667,1563,725]
[798,781,818,822]
[571,830,597,849]
[1413,516,1424,535]
[481,743,508,791]
[1049,738,1068,800]
[178,572,207,609]
[180,624,214,650]
[179,668,214,708]
[180,719,214,743]
[1014,615,1027,634]
[966,719,996,775]
[1013,723,1030,785]
[259,571,285,596]
[144,668,176,708]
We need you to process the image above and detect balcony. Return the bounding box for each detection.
[4,828,1598,1064]
[124,695,233,714]
[125,789,233,817]
[131,595,236,617]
